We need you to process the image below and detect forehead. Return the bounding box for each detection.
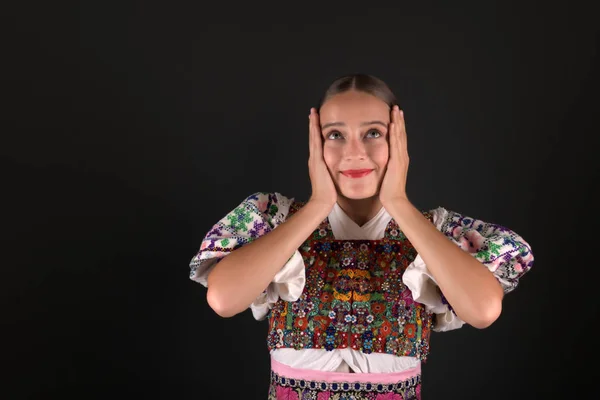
[319,91,390,125]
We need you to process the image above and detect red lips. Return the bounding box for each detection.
[340,169,374,178]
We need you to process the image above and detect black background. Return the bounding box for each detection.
[3,1,599,399]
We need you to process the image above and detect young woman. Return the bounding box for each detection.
[189,74,534,399]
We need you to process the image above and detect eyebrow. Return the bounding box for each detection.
[321,121,388,129]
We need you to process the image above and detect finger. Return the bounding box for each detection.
[309,108,323,158]
[397,109,405,135]
[309,108,316,155]
[389,106,400,156]
[397,109,407,154]
[388,121,397,158]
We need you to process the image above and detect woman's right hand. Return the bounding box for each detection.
[308,108,337,210]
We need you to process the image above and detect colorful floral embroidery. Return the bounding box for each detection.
[437,209,534,293]
[189,192,287,280]
[266,201,434,361]
[189,193,534,350]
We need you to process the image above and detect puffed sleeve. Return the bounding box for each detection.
[188,192,306,320]
[403,207,534,332]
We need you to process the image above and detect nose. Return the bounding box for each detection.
[343,136,367,160]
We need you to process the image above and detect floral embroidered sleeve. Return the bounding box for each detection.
[403,207,534,332]
[434,207,534,294]
[188,192,306,320]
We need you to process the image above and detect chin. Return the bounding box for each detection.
[339,186,379,200]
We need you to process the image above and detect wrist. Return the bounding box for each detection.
[383,196,417,220]
[306,198,335,218]
[381,194,410,210]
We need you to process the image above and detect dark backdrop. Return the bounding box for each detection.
[3,2,599,399]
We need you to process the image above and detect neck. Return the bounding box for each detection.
[336,195,383,227]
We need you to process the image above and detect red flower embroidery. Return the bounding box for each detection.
[320,291,333,303]
[404,323,416,338]
[371,302,385,314]
[294,316,309,331]
[379,320,392,337]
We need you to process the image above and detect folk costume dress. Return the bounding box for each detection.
[189,192,534,399]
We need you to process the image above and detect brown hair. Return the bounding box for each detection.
[318,73,398,110]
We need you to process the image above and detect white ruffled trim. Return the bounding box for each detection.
[248,193,305,320]
[271,192,294,226]
[191,249,306,322]
[190,257,216,287]
[401,206,465,332]
[250,250,306,320]
[402,254,465,332]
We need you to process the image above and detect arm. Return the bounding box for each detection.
[380,107,504,329]
[206,200,331,318]
[385,198,504,329]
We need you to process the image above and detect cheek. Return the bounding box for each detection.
[322,145,340,168]
[369,142,389,169]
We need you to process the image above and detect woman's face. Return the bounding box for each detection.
[319,90,390,200]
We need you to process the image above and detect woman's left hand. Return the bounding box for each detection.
[379,105,410,207]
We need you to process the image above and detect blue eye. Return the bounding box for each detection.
[366,130,382,138]
[327,131,343,140]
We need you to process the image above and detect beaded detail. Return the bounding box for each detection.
[268,369,421,399]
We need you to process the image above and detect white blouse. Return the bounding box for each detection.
[190,192,533,373]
